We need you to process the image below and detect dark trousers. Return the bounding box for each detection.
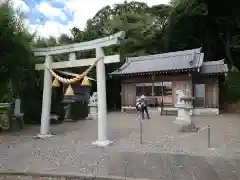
[141,106,150,119]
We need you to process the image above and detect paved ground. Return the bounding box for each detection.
[0,112,240,179]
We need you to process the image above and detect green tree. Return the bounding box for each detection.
[164,0,240,70]
[0,2,33,100]
[0,2,43,122]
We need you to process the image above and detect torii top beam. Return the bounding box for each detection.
[34,31,125,70]
[33,31,125,56]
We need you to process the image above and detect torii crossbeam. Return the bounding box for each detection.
[33,31,125,147]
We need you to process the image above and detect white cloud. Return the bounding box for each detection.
[36,1,66,21]
[64,0,170,31]
[29,21,73,38]
[25,0,170,38]
[11,0,30,12]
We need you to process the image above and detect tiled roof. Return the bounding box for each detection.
[111,48,204,75]
[201,60,228,74]
[111,48,228,75]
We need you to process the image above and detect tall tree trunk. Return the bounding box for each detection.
[205,28,211,61]
[225,31,235,70]
[219,30,235,71]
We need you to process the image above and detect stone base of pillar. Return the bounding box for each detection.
[174,117,198,132]
[92,140,113,147]
[175,115,191,124]
[86,115,97,120]
[35,133,53,139]
[86,112,97,120]
[179,123,198,132]
[87,104,98,120]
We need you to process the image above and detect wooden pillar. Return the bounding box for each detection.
[151,75,155,96]
[216,78,219,108]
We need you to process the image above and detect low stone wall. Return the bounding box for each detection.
[0,172,146,180]
[222,102,240,113]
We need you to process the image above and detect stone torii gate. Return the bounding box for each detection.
[33,31,125,147]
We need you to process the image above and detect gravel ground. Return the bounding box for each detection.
[0,112,240,179]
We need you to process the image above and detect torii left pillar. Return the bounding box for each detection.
[38,55,53,138]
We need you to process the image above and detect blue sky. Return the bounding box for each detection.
[23,0,71,25]
[12,0,169,37]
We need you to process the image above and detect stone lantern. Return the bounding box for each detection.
[174,90,198,132]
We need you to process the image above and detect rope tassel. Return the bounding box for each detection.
[52,78,60,87]
[81,76,90,86]
[65,84,74,96]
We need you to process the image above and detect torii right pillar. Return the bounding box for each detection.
[92,47,112,147]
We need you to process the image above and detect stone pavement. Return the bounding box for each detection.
[0,112,240,179]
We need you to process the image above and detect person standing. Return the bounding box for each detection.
[140,95,151,120]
